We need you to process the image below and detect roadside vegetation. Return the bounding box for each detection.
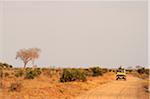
[0,61,149,98]
[127,66,150,79]
[0,61,113,99]
[0,48,148,98]
[126,66,150,93]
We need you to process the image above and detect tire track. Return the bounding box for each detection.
[75,76,149,99]
[116,84,128,99]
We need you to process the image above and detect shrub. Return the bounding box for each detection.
[84,69,93,76]
[25,70,35,79]
[0,62,13,68]
[25,68,41,79]
[112,70,116,72]
[9,82,22,92]
[145,69,150,75]
[90,67,103,77]
[126,69,133,73]
[60,68,87,82]
[109,69,114,72]
[9,65,13,68]
[3,63,10,68]
[15,69,24,77]
[137,67,150,75]
[0,68,3,78]
[34,68,42,76]
[4,72,9,77]
[0,68,3,88]
[137,67,145,74]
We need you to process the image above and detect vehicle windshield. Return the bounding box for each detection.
[117,70,124,73]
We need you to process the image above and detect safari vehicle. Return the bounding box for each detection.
[116,67,126,80]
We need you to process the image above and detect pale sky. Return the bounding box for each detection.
[0,1,148,68]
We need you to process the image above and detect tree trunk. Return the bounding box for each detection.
[24,62,27,68]
[32,59,34,67]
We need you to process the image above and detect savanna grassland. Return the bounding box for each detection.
[0,63,116,99]
[0,62,149,99]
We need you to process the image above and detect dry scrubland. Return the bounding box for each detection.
[0,63,115,99]
[130,69,150,93]
[0,63,149,99]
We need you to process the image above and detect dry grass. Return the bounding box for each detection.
[0,68,115,99]
[130,71,149,93]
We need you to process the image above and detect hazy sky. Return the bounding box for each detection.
[0,1,148,68]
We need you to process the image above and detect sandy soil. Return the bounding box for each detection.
[75,75,149,99]
[0,72,148,99]
[0,72,114,99]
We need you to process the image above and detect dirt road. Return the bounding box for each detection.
[76,75,149,99]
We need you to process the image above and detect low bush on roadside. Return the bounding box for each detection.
[9,82,22,92]
[137,67,145,74]
[136,66,150,75]
[136,67,149,75]
[145,69,150,75]
[90,67,103,77]
[60,68,87,82]
[25,68,41,79]
[108,69,112,72]
[126,69,133,73]
[84,69,93,76]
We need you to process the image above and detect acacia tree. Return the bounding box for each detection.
[16,48,41,68]
[29,48,41,66]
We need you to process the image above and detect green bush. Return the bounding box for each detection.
[84,69,93,76]
[0,63,4,68]
[137,67,149,75]
[25,68,41,79]
[0,62,13,68]
[137,67,145,74]
[34,68,42,76]
[25,70,36,79]
[90,67,103,77]
[126,69,133,73]
[15,69,24,77]
[60,68,87,82]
